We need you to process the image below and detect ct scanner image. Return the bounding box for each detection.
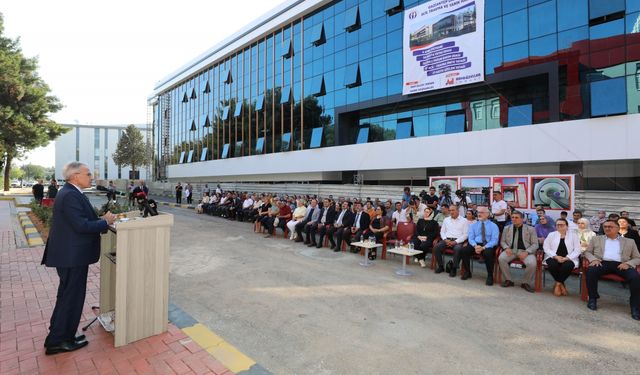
[532,178,570,209]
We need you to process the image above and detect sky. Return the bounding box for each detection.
[2,0,284,167]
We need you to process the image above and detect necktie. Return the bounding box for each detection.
[481,221,486,244]
[307,208,314,220]
[356,213,361,228]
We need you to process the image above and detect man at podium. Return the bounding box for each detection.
[41,162,116,355]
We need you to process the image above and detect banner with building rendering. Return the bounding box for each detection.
[403,0,484,95]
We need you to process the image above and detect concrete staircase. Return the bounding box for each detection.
[575,190,640,219]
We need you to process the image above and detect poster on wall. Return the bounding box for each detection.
[460,177,491,206]
[530,176,573,210]
[403,0,485,95]
[492,177,529,209]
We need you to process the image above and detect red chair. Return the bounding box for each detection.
[541,256,582,294]
[466,245,501,281]
[579,258,640,301]
[41,198,55,207]
[382,222,415,262]
[495,249,543,292]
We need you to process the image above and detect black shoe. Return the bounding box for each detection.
[294,238,303,243]
[587,299,597,311]
[307,243,316,247]
[486,276,494,286]
[461,272,471,280]
[316,244,323,249]
[435,266,444,274]
[329,245,336,250]
[44,334,86,348]
[304,240,310,245]
[333,248,340,252]
[449,268,457,277]
[521,283,535,293]
[45,339,88,355]
[501,280,514,287]
[631,307,640,320]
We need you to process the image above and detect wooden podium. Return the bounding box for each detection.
[99,211,174,347]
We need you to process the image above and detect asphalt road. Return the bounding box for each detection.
[113,202,640,374]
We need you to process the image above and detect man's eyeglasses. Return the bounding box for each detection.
[75,172,92,177]
[602,225,616,229]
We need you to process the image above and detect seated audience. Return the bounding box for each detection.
[433,204,450,226]
[369,206,390,243]
[461,206,499,285]
[598,213,620,235]
[619,217,640,249]
[465,210,477,226]
[261,198,280,237]
[412,207,439,268]
[342,201,371,252]
[584,220,640,320]
[498,211,539,293]
[543,218,581,297]
[433,205,469,276]
[328,202,355,251]
[196,192,210,214]
[295,199,320,244]
[392,202,408,227]
[535,215,554,247]
[589,210,606,233]
[287,200,308,240]
[311,198,336,248]
[577,218,596,253]
[620,211,637,228]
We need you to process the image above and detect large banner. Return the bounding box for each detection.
[403,0,484,95]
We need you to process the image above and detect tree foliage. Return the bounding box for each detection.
[0,13,67,190]
[112,124,152,173]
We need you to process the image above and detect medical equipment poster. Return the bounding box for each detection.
[403,0,484,95]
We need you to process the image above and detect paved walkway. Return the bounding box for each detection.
[0,200,233,375]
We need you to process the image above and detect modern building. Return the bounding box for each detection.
[55,124,150,182]
[148,0,640,191]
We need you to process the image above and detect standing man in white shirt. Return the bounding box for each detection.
[392,202,408,227]
[433,205,469,276]
[491,191,508,232]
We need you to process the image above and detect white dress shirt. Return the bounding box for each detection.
[392,210,408,224]
[603,237,622,262]
[491,200,507,222]
[440,216,469,244]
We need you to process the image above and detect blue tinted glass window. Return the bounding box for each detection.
[312,75,326,96]
[445,112,465,134]
[626,12,640,33]
[629,0,640,13]
[233,103,242,118]
[589,18,624,39]
[396,120,412,139]
[385,0,402,13]
[486,17,502,50]
[558,26,589,49]
[360,58,372,82]
[281,39,293,58]
[503,41,528,63]
[387,49,402,75]
[372,78,387,98]
[413,115,428,137]
[383,120,396,140]
[486,0,502,19]
[280,86,291,104]
[486,48,503,75]
[503,10,528,45]
[372,54,387,80]
[372,17,386,38]
[255,95,265,111]
[178,151,185,164]
[221,144,230,159]
[387,74,402,95]
[310,23,325,46]
[591,77,627,116]
[528,0,548,5]
[428,112,446,135]
[359,21,372,42]
[200,148,208,161]
[530,34,557,56]
[221,106,230,121]
[359,40,372,60]
[310,127,323,148]
[344,6,360,31]
[255,137,265,153]
[359,81,373,101]
[356,127,369,143]
[187,150,194,163]
[503,0,526,14]
[589,0,624,19]
[344,64,361,87]
[234,141,243,157]
[529,1,556,38]
[387,29,402,50]
[387,11,402,31]
[508,104,532,126]
[281,133,291,151]
[558,0,588,31]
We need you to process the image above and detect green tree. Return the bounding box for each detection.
[112,125,152,177]
[0,14,67,190]
[9,163,24,180]
[20,163,46,180]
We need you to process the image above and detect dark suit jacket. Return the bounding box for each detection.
[336,210,355,228]
[351,211,370,230]
[321,207,337,226]
[41,183,108,267]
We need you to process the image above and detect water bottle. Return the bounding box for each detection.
[395,239,399,249]
[399,240,404,248]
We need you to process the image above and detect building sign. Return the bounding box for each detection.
[403,0,485,95]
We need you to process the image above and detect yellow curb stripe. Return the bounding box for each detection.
[28,238,44,246]
[181,323,256,374]
[24,228,37,234]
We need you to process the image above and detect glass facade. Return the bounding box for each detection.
[153,0,640,177]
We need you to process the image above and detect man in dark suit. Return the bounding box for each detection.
[328,201,355,251]
[342,201,371,253]
[310,198,337,248]
[41,162,116,355]
[32,179,45,204]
